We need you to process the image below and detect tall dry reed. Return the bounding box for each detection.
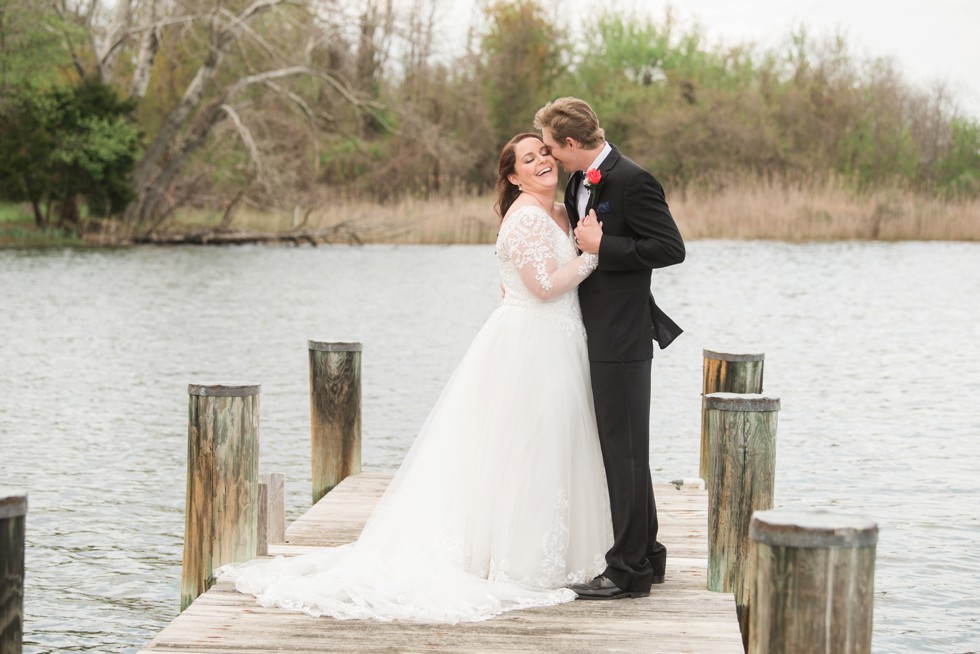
[175,177,980,244]
[673,177,980,241]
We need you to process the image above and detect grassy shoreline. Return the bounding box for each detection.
[3,183,979,247]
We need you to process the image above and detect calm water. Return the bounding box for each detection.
[1,242,978,653]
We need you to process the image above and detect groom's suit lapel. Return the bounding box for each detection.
[564,170,583,227]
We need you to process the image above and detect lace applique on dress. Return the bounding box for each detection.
[496,205,595,335]
[537,487,571,586]
[504,209,555,292]
[577,252,599,278]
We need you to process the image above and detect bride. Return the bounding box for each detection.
[231,133,613,623]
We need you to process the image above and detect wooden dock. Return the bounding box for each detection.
[140,472,743,653]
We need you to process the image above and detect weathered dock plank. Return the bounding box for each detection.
[141,473,742,653]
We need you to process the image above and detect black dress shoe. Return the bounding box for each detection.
[568,575,650,600]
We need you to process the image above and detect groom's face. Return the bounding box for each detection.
[540,127,582,173]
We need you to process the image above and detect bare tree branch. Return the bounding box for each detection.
[132,0,291,190]
[218,103,264,182]
[132,64,357,224]
[47,4,88,78]
[130,21,159,98]
[262,78,326,176]
[97,0,130,77]
[224,0,290,36]
[217,188,246,229]
[218,7,278,60]
[262,79,332,127]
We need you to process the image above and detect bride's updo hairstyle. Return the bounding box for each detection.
[495,132,543,220]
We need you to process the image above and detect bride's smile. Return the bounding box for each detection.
[508,137,558,192]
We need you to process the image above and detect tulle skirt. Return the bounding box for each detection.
[230,303,613,623]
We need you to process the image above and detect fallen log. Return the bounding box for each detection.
[129,225,365,246]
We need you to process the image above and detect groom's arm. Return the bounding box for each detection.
[597,170,685,271]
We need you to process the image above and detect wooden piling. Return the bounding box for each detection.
[309,341,362,504]
[705,392,779,647]
[257,472,285,556]
[701,350,765,484]
[181,383,260,612]
[0,490,27,654]
[749,510,878,654]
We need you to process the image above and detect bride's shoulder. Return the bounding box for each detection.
[501,203,549,229]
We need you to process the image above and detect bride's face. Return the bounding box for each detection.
[509,138,558,193]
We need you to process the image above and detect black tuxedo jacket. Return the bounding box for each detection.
[565,145,685,361]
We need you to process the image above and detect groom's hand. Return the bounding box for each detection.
[574,210,603,254]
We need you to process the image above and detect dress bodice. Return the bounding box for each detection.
[495,205,597,334]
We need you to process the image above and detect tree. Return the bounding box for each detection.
[0,0,74,90]
[12,0,375,233]
[934,118,980,197]
[50,78,140,221]
[0,88,57,225]
[479,0,563,146]
[0,79,140,226]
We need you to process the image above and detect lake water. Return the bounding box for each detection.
[1,241,978,653]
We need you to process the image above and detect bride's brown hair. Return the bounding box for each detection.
[495,132,543,220]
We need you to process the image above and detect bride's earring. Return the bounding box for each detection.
[518,184,523,192]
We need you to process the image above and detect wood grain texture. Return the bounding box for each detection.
[142,474,743,653]
[700,351,765,483]
[309,344,362,504]
[0,491,26,654]
[749,511,878,654]
[181,388,260,611]
[705,398,778,647]
[257,473,285,556]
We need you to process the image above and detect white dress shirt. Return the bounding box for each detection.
[576,141,612,219]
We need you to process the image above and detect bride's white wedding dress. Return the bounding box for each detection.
[231,205,613,623]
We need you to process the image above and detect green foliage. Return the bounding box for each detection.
[0,86,58,220]
[10,0,975,215]
[319,137,386,182]
[303,5,979,201]
[563,11,783,183]
[479,0,564,145]
[542,13,979,195]
[0,0,79,89]
[934,118,980,197]
[0,79,140,226]
[51,79,140,215]
[0,224,82,247]
[0,202,30,222]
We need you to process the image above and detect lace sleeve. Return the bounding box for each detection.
[499,206,599,301]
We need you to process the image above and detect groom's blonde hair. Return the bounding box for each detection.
[534,97,605,149]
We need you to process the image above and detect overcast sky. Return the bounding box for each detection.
[429,0,980,119]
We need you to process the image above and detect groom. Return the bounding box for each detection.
[535,97,685,600]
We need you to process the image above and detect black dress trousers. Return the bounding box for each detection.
[589,358,667,592]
